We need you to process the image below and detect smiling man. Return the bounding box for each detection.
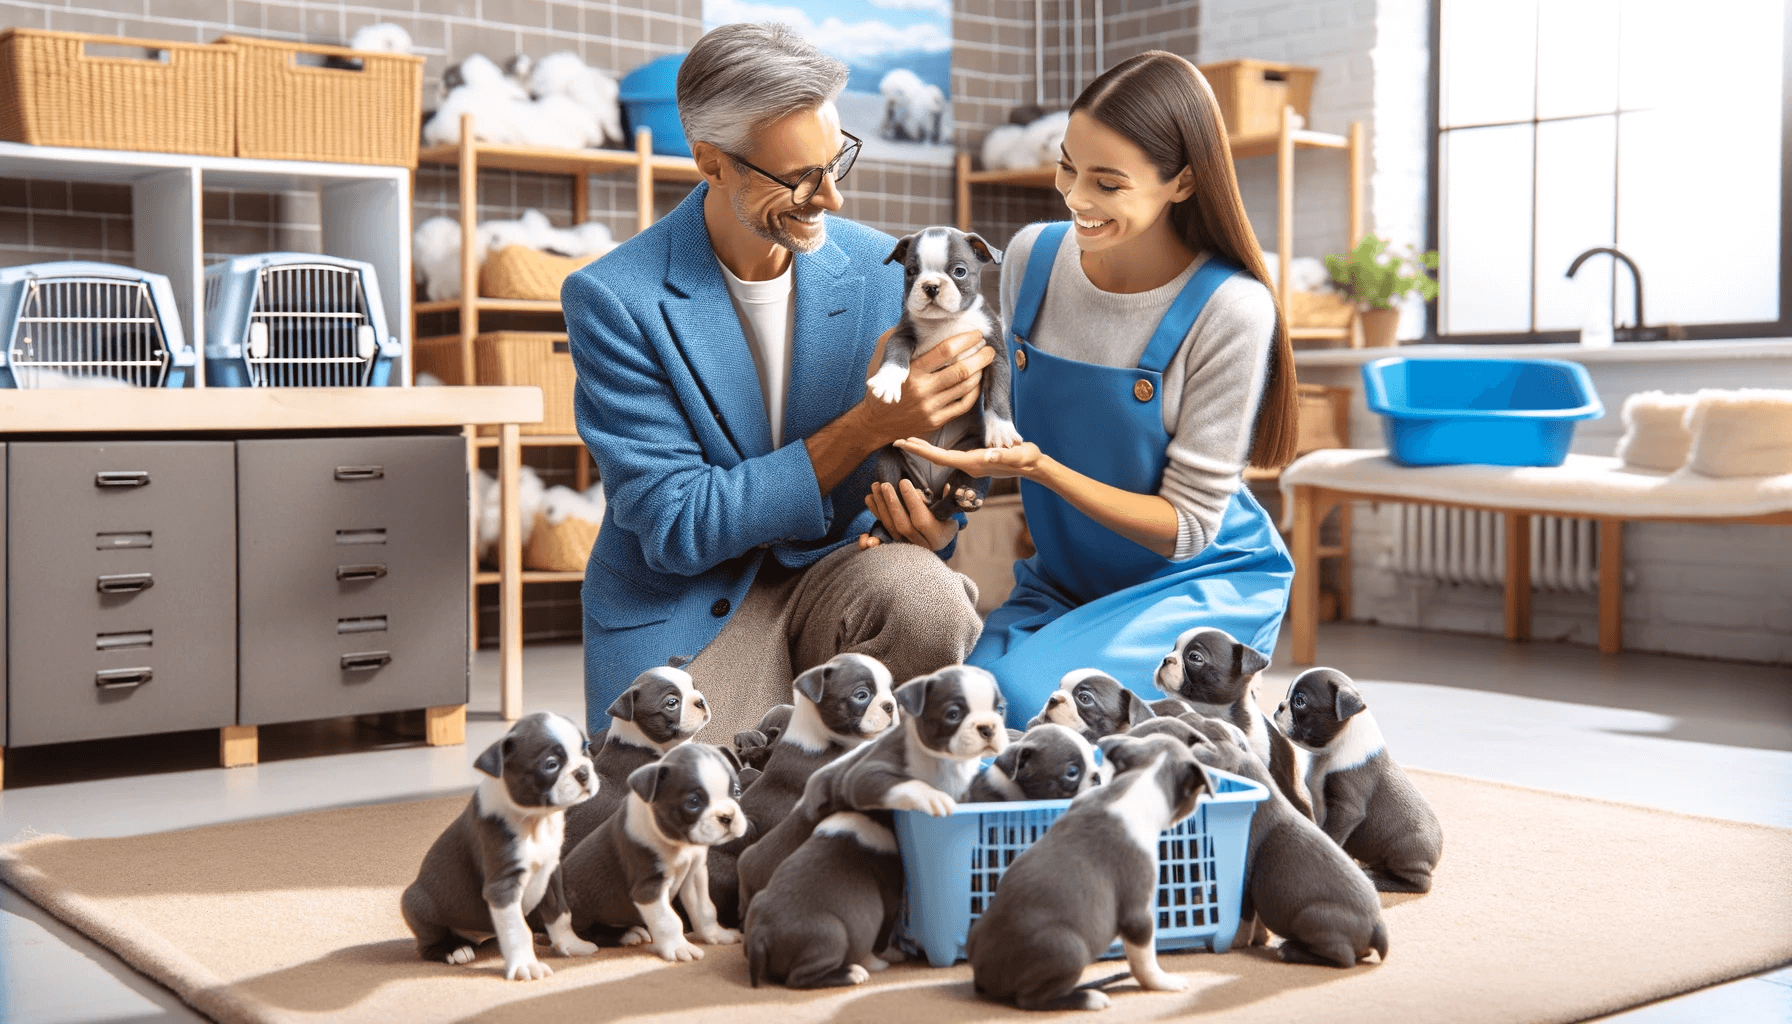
[564,22,990,741]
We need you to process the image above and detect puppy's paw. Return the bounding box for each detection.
[983,417,1023,448]
[867,366,908,403]
[1139,971,1188,992]
[618,926,652,947]
[885,780,958,817]
[503,957,553,981]
[953,485,984,510]
[654,938,705,963]
[1069,990,1111,1010]
[553,936,599,958]
[444,944,477,966]
[846,963,871,985]
[863,954,890,972]
[696,926,741,946]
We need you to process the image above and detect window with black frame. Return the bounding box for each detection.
[1430,0,1790,343]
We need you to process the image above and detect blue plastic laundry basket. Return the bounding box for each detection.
[1362,357,1603,467]
[619,54,689,157]
[891,767,1267,968]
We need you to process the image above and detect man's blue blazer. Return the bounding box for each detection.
[564,181,905,730]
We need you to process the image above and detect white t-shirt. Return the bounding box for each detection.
[719,259,796,449]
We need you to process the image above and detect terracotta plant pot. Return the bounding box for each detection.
[1359,306,1401,347]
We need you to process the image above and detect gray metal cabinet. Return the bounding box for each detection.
[7,441,238,747]
[235,435,467,725]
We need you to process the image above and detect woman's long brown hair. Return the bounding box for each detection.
[1071,51,1299,470]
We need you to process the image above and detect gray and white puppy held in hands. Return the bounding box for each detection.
[401,712,599,980]
[969,722,1106,802]
[967,734,1210,1012]
[736,665,1008,917]
[1154,626,1312,820]
[1028,668,1154,742]
[745,810,905,989]
[1276,667,1443,894]
[561,743,747,962]
[866,226,1019,539]
[564,665,710,851]
[1180,713,1388,966]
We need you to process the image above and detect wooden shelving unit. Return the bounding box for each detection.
[956,106,1366,347]
[416,116,701,672]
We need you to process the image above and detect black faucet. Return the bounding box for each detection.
[1565,247,1676,342]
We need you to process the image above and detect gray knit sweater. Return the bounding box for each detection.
[998,222,1277,559]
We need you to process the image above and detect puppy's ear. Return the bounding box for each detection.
[628,763,667,803]
[894,675,931,719]
[733,728,769,752]
[1097,735,1144,774]
[884,234,917,266]
[667,654,693,669]
[1236,643,1270,678]
[606,688,637,722]
[990,743,1023,777]
[1119,689,1154,727]
[473,737,506,778]
[791,663,830,706]
[713,744,745,773]
[1333,681,1367,722]
[964,232,1003,265]
[1178,757,1213,804]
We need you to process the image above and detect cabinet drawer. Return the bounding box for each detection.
[236,436,468,725]
[7,441,237,747]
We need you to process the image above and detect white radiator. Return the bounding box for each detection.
[1384,505,1599,594]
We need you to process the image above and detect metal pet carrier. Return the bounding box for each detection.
[0,262,196,388]
[204,253,402,387]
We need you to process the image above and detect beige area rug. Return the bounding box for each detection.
[3,770,1789,1024]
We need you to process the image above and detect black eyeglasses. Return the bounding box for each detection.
[727,131,861,206]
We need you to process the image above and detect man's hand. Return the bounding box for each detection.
[857,479,960,552]
[858,329,994,444]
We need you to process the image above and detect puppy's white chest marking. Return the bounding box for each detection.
[910,302,991,356]
[513,815,563,913]
[1304,714,1385,827]
[1103,760,1172,856]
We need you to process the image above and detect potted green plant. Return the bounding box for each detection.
[1324,236,1439,347]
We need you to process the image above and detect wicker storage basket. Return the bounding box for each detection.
[525,510,598,572]
[481,246,601,301]
[0,29,235,155]
[1288,289,1354,329]
[410,334,467,385]
[476,332,577,436]
[221,35,422,167]
[1198,59,1317,137]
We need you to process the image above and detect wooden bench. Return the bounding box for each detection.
[1281,449,1792,664]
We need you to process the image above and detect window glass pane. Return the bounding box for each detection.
[1441,0,1538,127]
[1617,106,1782,326]
[1537,0,1621,119]
[1534,116,1617,332]
[1617,0,1676,111]
[1442,123,1535,334]
[1622,0,1783,112]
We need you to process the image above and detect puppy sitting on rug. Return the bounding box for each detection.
[401,713,599,980]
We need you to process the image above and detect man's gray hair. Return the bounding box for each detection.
[677,22,849,157]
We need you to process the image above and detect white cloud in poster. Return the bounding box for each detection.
[704,0,951,58]
[868,0,952,15]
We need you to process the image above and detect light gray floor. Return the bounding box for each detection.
[2,623,1788,1023]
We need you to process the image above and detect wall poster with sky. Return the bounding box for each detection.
[701,0,955,166]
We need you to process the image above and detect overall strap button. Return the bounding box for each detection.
[711,598,731,617]
[1133,378,1155,402]
[1015,349,1028,370]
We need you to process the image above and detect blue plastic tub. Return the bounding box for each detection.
[619,54,689,157]
[890,767,1267,967]
[1362,357,1603,467]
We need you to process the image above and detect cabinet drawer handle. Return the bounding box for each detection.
[95,667,153,690]
[97,572,155,594]
[335,465,384,481]
[341,651,392,672]
[96,470,150,488]
[336,563,387,582]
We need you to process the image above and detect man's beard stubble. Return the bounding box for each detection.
[730,187,826,255]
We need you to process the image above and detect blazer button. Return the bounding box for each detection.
[1015,349,1028,370]
[1134,378,1155,402]
[711,598,731,617]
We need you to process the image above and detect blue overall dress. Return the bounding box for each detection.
[967,222,1294,729]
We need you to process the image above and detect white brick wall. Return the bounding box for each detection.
[1199,0,1433,338]
[1298,355,1792,666]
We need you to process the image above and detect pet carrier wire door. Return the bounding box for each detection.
[0,262,196,388]
[204,253,402,387]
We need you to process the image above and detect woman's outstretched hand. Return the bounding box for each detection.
[858,479,961,552]
[893,437,1047,480]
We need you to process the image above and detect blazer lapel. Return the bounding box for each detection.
[787,229,869,444]
[660,184,774,462]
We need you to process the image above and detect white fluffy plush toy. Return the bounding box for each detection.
[349,22,413,53]
[413,211,616,301]
[423,52,623,151]
[477,466,547,562]
[531,52,624,148]
[980,124,1026,171]
[1016,110,1069,168]
[880,68,945,143]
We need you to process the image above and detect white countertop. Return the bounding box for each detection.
[1294,338,1792,367]
[0,386,544,432]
